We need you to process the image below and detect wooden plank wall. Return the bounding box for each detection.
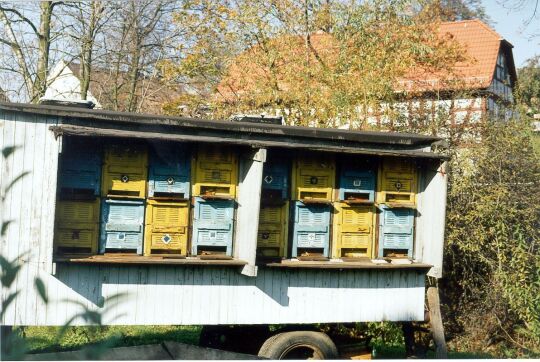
[415,160,447,278]
[6,265,425,326]
[0,110,60,325]
[0,110,426,326]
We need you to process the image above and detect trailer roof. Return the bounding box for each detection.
[0,102,447,159]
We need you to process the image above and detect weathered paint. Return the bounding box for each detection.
[3,265,425,326]
[0,108,446,326]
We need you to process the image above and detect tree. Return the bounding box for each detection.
[0,1,63,103]
[162,0,465,125]
[518,55,540,117]
[418,0,492,24]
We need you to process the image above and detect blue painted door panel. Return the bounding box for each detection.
[291,201,331,257]
[59,138,101,195]
[191,197,234,255]
[148,143,191,197]
[100,199,144,254]
[378,205,414,258]
[338,169,375,201]
[262,161,289,199]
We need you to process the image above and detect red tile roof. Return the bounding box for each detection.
[400,19,516,93]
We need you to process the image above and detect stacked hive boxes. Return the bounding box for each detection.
[54,138,101,255]
[376,158,417,258]
[332,159,377,259]
[257,157,289,259]
[145,142,191,256]
[100,143,147,254]
[291,154,335,258]
[191,145,237,256]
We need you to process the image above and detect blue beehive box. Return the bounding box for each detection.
[148,142,191,198]
[378,205,414,258]
[291,201,331,258]
[338,169,375,202]
[59,137,101,197]
[100,199,145,254]
[192,197,235,256]
[261,159,289,200]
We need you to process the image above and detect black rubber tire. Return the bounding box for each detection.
[258,331,339,360]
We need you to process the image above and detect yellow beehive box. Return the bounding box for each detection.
[144,199,189,256]
[54,199,100,255]
[192,145,238,198]
[257,202,289,258]
[102,144,148,198]
[292,154,335,201]
[332,202,375,259]
[56,199,100,226]
[54,223,99,255]
[377,158,417,206]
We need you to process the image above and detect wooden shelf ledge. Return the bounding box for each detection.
[54,255,248,267]
[264,260,432,270]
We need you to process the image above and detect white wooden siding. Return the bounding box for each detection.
[1,110,428,327]
[415,160,447,278]
[5,265,425,326]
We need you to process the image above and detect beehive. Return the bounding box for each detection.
[257,202,289,258]
[148,143,191,198]
[54,199,100,254]
[58,138,101,197]
[192,145,238,198]
[261,160,289,201]
[144,199,189,256]
[291,201,331,258]
[102,143,148,198]
[292,154,335,201]
[377,158,417,205]
[191,197,235,256]
[332,203,374,259]
[100,199,145,254]
[338,169,376,202]
[378,205,414,259]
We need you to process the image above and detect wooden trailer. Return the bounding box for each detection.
[0,101,448,358]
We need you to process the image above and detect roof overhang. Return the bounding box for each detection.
[1,102,448,160]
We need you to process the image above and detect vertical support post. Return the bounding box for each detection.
[427,286,448,359]
[234,148,266,277]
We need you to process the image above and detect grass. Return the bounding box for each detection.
[20,325,201,354]
[21,325,499,359]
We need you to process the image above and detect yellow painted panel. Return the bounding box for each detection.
[56,199,100,226]
[102,144,148,198]
[292,154,335,201]
[193,145,238,197]
[257,202,289,257]
[145,200,189,232]
[144,230,188,256]
[54,222,98,254]
[144,200,189,256]
[332,202,374,258]
[377,158,417,205]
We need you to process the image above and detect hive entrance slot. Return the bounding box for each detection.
[385,193,411,202]
[107,190,140,197]
[297,248,327,259]
[59,188,96,200]
[382,249,410,258]
[340,248,369,258]
[149,249,186,257]
[343,192,371,201]
[257,247,280,257]
[261,189,285,201]
[299,191,328,200]
[200,186,232,196]
[103,249,139,254]
[152,192,186,199]
[56,246,92,255]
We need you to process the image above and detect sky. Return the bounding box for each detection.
[483,0,540,67]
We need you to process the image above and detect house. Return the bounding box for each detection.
[43,60,183,114]
[215,20,517,130]
[0,87,9,102]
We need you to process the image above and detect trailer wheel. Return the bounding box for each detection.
[258,331,338,360]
